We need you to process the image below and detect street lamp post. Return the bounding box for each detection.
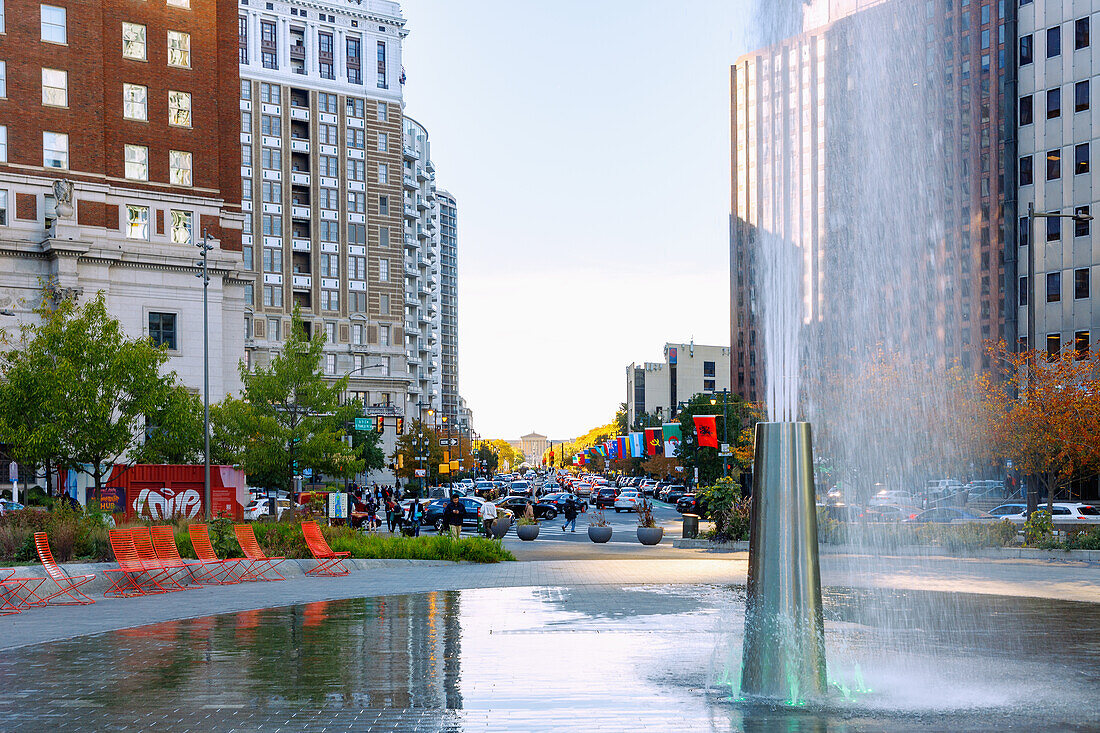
[710,389,730,478]
[195,229,212,521]
[1023,204,1093,514]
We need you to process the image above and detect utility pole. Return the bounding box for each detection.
[196,229,212,520]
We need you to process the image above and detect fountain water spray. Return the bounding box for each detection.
[740,421,826,703]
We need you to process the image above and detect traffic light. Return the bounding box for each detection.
[396,418,404,434]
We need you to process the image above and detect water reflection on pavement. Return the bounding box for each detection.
[0,584,1098,731]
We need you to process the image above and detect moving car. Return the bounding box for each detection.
[594,487,618,509]
[508,481,532,497]
[906,507,988,524]
[613,490,641,513]
[540,492,589,513]
[495,496,558,520]
[662,486,689,504]
[676,494,707,515]
[422,495,514,530]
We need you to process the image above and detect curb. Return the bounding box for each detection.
[670,539,1100,561]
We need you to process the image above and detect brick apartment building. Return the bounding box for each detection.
[0,0,246,399]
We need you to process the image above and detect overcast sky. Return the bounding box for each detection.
[400,0,750,440]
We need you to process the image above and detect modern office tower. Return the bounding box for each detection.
[400,115,443,421]
[237,0,413,464]
[436,188,460,421]
[1015,4,1098,359]
[626,342,732,428]
[731,0,1009,402]
[0,0,246,400]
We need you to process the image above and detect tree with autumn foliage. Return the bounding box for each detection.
[978,341,1100,511]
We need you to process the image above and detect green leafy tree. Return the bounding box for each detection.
[132,384,205,464]
[0,292,182,499]
[213,306,360,492]
[393,420,445,491]
[476,444,499,475]
[675,392,756,485]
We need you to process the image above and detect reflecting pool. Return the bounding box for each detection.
[0,584,1098,731]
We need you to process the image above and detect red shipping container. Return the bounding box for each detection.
[106,464,248,521]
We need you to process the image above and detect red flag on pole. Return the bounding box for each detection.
[693,415,719,449]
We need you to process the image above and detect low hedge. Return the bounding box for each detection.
[0,509,513,564]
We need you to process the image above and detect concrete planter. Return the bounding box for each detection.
[588,526,613,543]
[516,524,539,541]
[637,526,664,545]
[491,518,512,539]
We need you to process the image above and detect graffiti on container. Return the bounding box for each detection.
[133,486,202,519]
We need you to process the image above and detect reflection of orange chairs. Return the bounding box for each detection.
[187,524,244,584]
[302,600,331,627]
[34,533,95,605]
[301,521,349,576]
[233,524,286,581]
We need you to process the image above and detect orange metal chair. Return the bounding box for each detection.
[301,521,350,576]
[104,528,173,597]
[186,524,243,584]
[130,527,189,591]
[149,526,208,587]
[33,532,95,605]
[233,524,286,581]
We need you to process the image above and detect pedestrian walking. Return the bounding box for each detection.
[562,496,578,533]
[386,497,401,533]
[442,494,464,540]
[481,498,498,538]
[406,500,422,537]
[365,494,379,532]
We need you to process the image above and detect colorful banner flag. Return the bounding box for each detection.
[693,415,719,449]
[644,427,663,457]
[628,432,645,457]
[617,436,628,459]
[594,444,607,457]
[662,423,683,457]
[609,439,619,460]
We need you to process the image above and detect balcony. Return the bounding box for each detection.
[404,258,417,275]
[291,172,311,186]
[403,173,417,189]
[425,159,435,173]
[292,238,310,252]
[403,143,418,160]
[292,275,312,290]
[403,203,417,218]
[416,167,429,182]
[289,106,309,121]
[290,139,310,153]
[405,293,419,307]
[292,206,311,219]
[416,196,428,211]
[404,234,417,250]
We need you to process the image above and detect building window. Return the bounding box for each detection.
[1020,34,1032,64]
[1075,206,1091,237]
[1047,334,1061,360]
[244,284,254,306]
[376,41,387,88]
[377,164,387,184]
[1019,95,1033,125]
[704,379,716,391]
[346,37,361,84]
[353,324,364,344]
[318,32,334,79]
[241,111,251,131]
[240,79,251,100]
[1075,331,1091,359]
[0,190,7,225]
[43,131,68,168]
[40,4,66,44]
[1047,216,1061,242]
[378,132,387,152]
[268,318,281,341]
[0,62,6,98]
[261,180,280,203]
[126,204,149,239]
[0,1,4,33]
[325,354,336,374]
[379,258,389,282]
[1019,276,1028,306]
[259,82,280,104]
[1047,87,1061,118]
[260,20,276,69]
[125,144,148,180]
[376,101,387,121]
[168,91,191,127]
[1047,148,1061,180]
[379,196,388,215]
[41,68,67,107]
[379,294,389,314]
[169,150,192,185]
[170,210,192,244]
[123,84,147,121]
[167,30,191,68]
[261,246,281,273]
[347,159,364,181]
[346,98,364,118]
[1047,271,1061,302]
[1076,81,1090,112]
[1075,143,1090,175]
[1019,155,1033,185]
[703,361,715,377]
[123,22,146,60]
[318,93,337,114]
[379,226,389,247]
[1047,26,1061,57]
[148,313,177,350]
[263,285,282,308]
[261,114,280,136]
[1075,268,1090,299]
[1077,17,1090,49]
[380,324,390,346]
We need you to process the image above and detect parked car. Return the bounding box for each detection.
[906,507,988,524]
[0,500,25,513]
[594,487,618,509]
[676,494,707,515]
[495,496,558,520]
[244,497,293,521]
[663,486,689,504]
[613,489,642,513]
[869,489,917,506]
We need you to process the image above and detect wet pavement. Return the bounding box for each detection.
[1,583,1099,731]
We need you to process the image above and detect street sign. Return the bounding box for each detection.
[8,461,16,483]
[719,451,733,457]
[720,443,730,453]
[414,468,427,478]
[354,417,374,431]
[440,438,457,446]
[302,468,313,478]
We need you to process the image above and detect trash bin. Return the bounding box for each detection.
[682,513,699,539]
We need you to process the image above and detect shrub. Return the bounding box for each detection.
[1065,527,1100,551]
[1024,510,1053,547]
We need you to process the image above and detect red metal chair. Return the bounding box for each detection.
[104,528,173,597]
[301,521,350,576]
[233,524,286,581]
[33,532,95,605]
[186,524,244,584]
[0,566,47,609]
[0,581,24,615]
[130,527,189,591]
[149,526,208,587]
